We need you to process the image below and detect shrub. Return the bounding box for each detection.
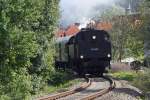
[130,60,142,71]
[30,74,46,95]
[0,68,32,100]
[0,0,59,99]
[48,71,74,86]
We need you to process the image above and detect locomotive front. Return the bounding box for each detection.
[71,29,111,75]
[76,29,111,60]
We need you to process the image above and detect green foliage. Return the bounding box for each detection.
[137,0,150,66]
[137,0,150,42]
[133,69,150,92]
[48,71,74,86]
[112,71,138,81]
[30,74,46,94]
[45,78,79,93]
[0,0,59,99]
[32,71,76,99]
[113,69,150,93]
[111,16,133,61]
[0,68,32,100]
[101,5,144,62]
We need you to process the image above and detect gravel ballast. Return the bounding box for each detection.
[96,80,142,100]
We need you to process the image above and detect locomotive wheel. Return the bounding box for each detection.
[99,73,103,77]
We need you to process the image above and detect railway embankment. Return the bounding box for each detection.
[33,71,81,99]
[35,63,150,100]
[111,63,150,100]
[36,76,115,100]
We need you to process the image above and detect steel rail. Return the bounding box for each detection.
[38,77,91,100]
[80,76,116,100]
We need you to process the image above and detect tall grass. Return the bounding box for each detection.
[112,71,137,81]
[133,69,150,93]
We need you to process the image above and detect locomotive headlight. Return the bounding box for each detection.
[107,54,111,58]
[92,36,96,40]
[105,37,108,41]
[80,55,84,59]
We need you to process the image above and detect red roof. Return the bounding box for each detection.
[65,25,80,36]
[56,22,112,37]
[95,22,112,31]
[56,24,80,37]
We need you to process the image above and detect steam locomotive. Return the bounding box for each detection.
[55,28,111,76]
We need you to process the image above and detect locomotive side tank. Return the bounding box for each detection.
[55,28,111,76]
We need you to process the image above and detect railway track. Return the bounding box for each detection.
[80,76,116,100]
[38,77,91,100]
[37,76,115,100]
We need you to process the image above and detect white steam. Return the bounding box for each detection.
[60,0,116,27]
[60,0,140,27]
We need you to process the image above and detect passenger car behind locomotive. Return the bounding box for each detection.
[55,28,111,76]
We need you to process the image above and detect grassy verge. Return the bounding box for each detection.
[44,78,79,93]
[111,69,150,100]
[132,69,150,92]
[111,71,138,81]
[32,70,80,99]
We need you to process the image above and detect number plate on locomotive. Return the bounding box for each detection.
[90,48,99,51]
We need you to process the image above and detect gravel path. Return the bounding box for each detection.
[95,80,142,100]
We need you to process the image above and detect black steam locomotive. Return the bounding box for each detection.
[55,28,111,76]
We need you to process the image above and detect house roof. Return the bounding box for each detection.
[95,22,112,31]
[56,21,113,37]
[56,24,80,37]
[65,25,80,36]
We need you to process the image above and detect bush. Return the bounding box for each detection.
[0,0,59,99]
[130,60,142,71]
[48,71,74,86]
[30,75,46,95]
[0,68,32,100]
[0,95,11,100]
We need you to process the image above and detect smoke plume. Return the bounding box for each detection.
[59,0,140,27]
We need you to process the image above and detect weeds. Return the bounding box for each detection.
[112,69,150,99]
[112,71,137,81]
[132,69,150,93]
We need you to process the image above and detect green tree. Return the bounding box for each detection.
[138,0,150,66]
[101,5,144,62]
[0,0,59,99]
